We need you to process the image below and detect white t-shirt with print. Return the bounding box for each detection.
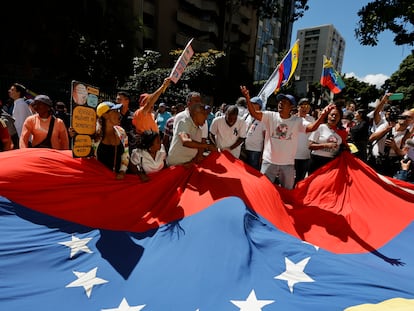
[244,115,265,152]
[295,115,315,160]
[210,116,247,158]
[308,124,342,158]
[261,111,307,165]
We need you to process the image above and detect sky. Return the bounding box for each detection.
[291,0,412,88]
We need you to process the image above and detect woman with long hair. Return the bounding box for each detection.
[308,106,348,174]
[130,130,166,182]
[94,101,129,180]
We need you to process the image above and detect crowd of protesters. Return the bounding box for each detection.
[1,81,413,185]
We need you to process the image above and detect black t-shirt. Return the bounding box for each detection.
[121,109,137,152]
[96,142,124,172]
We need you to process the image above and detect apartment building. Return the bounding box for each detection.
[295,24,346,96]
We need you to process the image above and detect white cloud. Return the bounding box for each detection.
[345,72,389,89]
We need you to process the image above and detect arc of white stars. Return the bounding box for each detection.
[66,267,108,298]
[274,257,314,293]
[101,298,145,311]
[59,235,93,258]
[230,289,274,311]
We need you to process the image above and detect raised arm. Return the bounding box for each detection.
[142,77,172,114]
[240,86,263,121]
[306,103,336,132]
[373,93,390,126]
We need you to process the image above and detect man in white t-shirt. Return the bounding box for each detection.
[295,98,315,184]
[167,103,217,166]
[243,96,265,170]
[240,86,334,189]
[8,83,32,140]
[209,105,247,158]
[173,91,208,140]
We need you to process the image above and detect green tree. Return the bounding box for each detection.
[382,53,414,109]
[122,49,226,105]
[355,0,414,46]
[340,77,382,107]
[304,77,381,109]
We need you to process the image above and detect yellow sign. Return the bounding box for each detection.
[72,106,96,135]
[72,135,93,158]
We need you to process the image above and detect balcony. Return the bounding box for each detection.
[176,33,217,51]
[177,11,218,36]
[182,0,219,15]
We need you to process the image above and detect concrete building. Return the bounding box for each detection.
[135,0,295,86]
[295,24,346,96]
[254,0,295,83]
[135,0,258,76]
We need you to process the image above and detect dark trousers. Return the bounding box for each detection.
[309,154,334,175]
[294,158,310,184]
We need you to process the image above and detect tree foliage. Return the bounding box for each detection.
[355,0,414,46]
[122,49,226,105]
[382,53,414,109]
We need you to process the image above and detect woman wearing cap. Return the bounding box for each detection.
[94,102,129,180]
[19,95,69,149]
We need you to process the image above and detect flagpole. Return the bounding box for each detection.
[258,39,300,98]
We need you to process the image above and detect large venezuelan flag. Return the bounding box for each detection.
[1,149,414,310]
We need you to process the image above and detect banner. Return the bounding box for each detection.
[170,38,194,83]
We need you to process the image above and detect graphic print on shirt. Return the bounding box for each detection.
[324,134,339,153]
[247,122,257,136]
[272,123,292,140]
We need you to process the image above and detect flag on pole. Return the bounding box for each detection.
[170,38,194,84]
[320,55,345,94]
[258,40,300,106]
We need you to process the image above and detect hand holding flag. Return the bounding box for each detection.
[258,40,300,107]
[170,38,194,84]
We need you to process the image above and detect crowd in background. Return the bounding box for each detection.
[1,81,414,185]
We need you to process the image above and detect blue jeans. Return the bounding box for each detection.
[245,150,262,171]
[260,161,295,189]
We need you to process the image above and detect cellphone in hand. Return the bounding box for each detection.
[389,93,404,101]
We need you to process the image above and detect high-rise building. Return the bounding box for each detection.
[136,0,295,86]
[135,0,258,75]
[254,0,295,83]
[295,24,346,96]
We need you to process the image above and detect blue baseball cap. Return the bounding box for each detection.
[250,96,263,109]
[276,94,297,106]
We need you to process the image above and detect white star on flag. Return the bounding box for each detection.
[59,235,93,258]
[230,289,274,311]
[66,267,108,298]
[101,298,146,311]
[302,241,320,251]
[275,257,314,293]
